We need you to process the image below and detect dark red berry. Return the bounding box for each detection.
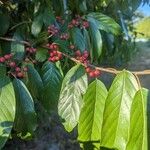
[75,50,81,56]
[0,57,5,63]
[9,62,16,68]
[15,67,21,72]
[17,72,24,78]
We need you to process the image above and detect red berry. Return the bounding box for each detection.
[89,72,95,78]
[57,53,62,59]
[15,67,21,72]
[17,72,24,78]
[86,67,91,73]
[9,62,16,67]
[94,70,100,77]
[4,54,11,60]
[0,57,5,63]
[75,50,81,56]
[26,47,30,51]
[55,56,59,61]
[53,50,57,55]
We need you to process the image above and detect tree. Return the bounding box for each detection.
[0,0,150,149]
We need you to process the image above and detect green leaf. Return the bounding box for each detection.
[0,77,16,149]
[83,28,91,52]
[11,32,25,60]
[43,7,55,26]
[31,14,43,37]
[13,79,37,135]
[27,65,43,99]
[126,88,149,150]
[58,65,88,132]
[78,79,108,142]
[89,21,102,61]
[41,62,63,111]
[87,12,121,35]
[72,28,86,52]
[0,64,6,77]
[101,70,139,150]
[35,47,48,62]
[0,13,10,36]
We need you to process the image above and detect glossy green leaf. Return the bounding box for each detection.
[88,12,121,35]
[58,65,88,132]
[11,32,25,60]
[13,79,37,135]
[83,28,91,52]
[89,21,102,61]
[0,77,16,149]
[27,65,43,99]
[101,70,139,150]
[31,14,43,37]
[35,47,48,62]
[42,62,63,111]
[0,13,10,36]
[72,28,86,52]
[126,88,149,150]
[78,79,108,142]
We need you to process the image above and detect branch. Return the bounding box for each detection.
[0,36,150,76]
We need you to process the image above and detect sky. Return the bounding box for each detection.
[138,4,150,16]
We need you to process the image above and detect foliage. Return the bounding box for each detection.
[135,17,150,39]
[0,0,150,149]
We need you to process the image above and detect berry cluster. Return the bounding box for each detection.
[68,16,89,29]
[0,53,28,78]
[47,43,62,62]
[12,66,28,78]
[0,54,13,63]
[60,33,70,40]
[85,67,101,78]
[26,47,37,54]
[47,25,59,35]
[75,50,89,65]
[48,50,62,62]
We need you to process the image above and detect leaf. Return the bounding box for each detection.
[58,65,88,132]
[126,88,149,150]
[101,70,139,150]
[0,77,16,149]
[41,62,63,111]
[13,79,37,135]
[27,65,43,99]
[43,7,55,26]
[11,32,25,60]
[0,64,6,77]
[87,12,121,35]
[78,79,108,142]
[31,14,43,37]
[83,28,91,52]
[89,21,102,61]
[35,47,48,62]
[0,13,10,36]
[72,28,86,52]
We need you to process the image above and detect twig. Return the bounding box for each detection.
[0,36,150,76]
[9,21,31,31]
[0,37,31,46]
